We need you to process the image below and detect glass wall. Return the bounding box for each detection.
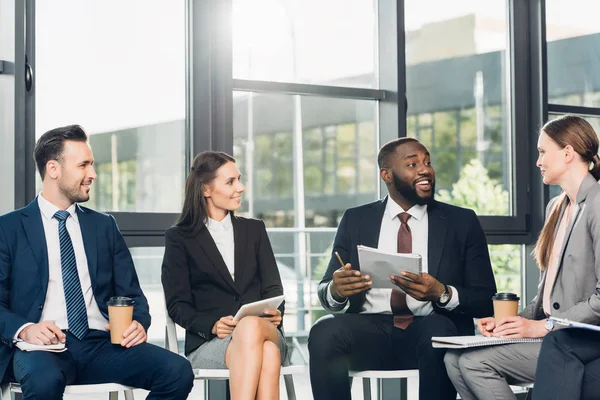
[35,0,187,213]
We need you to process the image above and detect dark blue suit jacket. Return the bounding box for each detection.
[317,198,497,335]
[0,199,150,382]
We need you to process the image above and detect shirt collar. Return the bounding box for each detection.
[206,212,233,231]
[37,192,78,223]
[385,196,428,222]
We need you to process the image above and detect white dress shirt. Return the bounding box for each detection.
[206,212,235,280]
[15,194,108,339]
[326,197,460,315]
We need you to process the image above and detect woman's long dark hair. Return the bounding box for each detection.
[533,115,600,270]
[176,151,236,236]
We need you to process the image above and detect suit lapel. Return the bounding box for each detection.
[21,200,49,295]
[232,215,246,291]
[77,205,98,288]
[196,227,239,294]
[427,202,447,279]
[359,198,386,252]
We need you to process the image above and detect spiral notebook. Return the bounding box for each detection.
[431,336,542,349]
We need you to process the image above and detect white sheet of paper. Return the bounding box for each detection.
[357,245,422,290]
[233,295,285,321]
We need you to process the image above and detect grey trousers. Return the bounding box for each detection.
[444,342,541,400]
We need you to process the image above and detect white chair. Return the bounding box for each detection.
[349,369,419,400]
[1,382,135,400]
[164,310,305,400]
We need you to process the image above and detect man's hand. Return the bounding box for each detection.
[19,321,66,345]
[260,309,282,327]
[477,317,496,337]
[492,316,548,339]
[390,272,446,302]
[330,263,372,301]
[212,316,238,339]
[105,320,147,348]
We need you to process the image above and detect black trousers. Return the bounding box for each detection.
[308,313,458,400]
[533,329,600,400]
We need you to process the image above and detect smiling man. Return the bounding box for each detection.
[308,137,497,400]
[0,125,193,400]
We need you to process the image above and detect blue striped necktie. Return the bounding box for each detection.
[54,210,89,340]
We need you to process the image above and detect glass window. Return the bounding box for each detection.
[405,0,512,216]
[546,1,600,107]
[232,0,376,87]
[35,0,186,213]
[233,91,379,228]
[489,244,523,303]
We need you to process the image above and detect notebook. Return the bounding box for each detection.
[431,336,543,349]
[15,341,67,353]
[550,317,600,332]
[357,245,422,290]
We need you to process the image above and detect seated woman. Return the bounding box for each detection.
[444,115,600,400]
[162,151,287,400]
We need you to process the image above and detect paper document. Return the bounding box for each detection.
[431,336,542,349]
[357,245,422,290]
[15,341,67,353]
[550,317,600,332]
[233,295,285,321]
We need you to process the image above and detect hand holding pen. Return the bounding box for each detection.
[329,251,372,301]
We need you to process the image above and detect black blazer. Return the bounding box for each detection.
[162,215,285,355]
[0,200,150,382]
[317,198,497,335]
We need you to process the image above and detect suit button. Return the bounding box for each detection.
[553,302,560,310]
[38,304,43,310]
[234,296,240,301]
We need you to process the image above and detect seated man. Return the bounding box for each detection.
[533,329,600,400]
[308,137,497,400]
[0,125,194,400]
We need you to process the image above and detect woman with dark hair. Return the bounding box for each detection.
[444,115,600,400]
[162,151,287,400]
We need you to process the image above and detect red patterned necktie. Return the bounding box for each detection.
[391,212,414,329]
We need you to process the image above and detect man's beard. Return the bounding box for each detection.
[392,171,434,206]
[59,180,90,204]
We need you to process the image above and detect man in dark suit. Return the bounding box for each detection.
[0,125,194,399]
[533,329,600,400]
[308,138,497,400]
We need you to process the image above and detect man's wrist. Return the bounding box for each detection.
[329,282,346,302]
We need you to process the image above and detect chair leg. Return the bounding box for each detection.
[124,389,135,400]
[108,391,118,400]
[283,374,296,400]
[406,376,419,400]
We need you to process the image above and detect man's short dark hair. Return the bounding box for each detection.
[377,137,419,169]
[34,124,88,179]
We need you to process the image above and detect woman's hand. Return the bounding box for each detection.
[477,317,496,337]
[493,316,548,338]
[261,309,282,327]
[212,316,238,339]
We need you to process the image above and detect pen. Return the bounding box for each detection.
[334,251,345,268]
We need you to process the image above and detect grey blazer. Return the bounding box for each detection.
[521,173,600,325]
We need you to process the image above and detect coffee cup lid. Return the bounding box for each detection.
[492,292,519,301]
[107,296,135,307]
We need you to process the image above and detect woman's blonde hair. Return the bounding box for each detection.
[533,115,600,270]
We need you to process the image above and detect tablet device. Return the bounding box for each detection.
[233,295,285,321]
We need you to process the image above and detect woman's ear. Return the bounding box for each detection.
[203,183,211,198]
[563,145,575,163]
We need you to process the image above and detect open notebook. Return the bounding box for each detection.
[15,341,66,353]
[431,336,542,349]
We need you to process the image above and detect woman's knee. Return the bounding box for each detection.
[233,316,275,343]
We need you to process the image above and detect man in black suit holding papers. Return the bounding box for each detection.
[308,138,496,400]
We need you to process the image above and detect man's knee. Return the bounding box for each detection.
[19,369,66,400]
[308,315,347,355]
[158,353,194,395]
